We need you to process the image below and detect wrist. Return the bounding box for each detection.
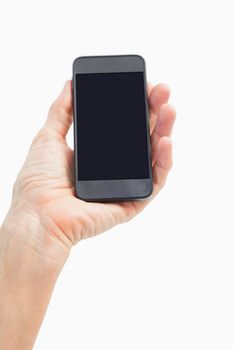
[0,201,70,281]
[0,204,69,350]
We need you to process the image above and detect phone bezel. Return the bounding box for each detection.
[72,55,153,201]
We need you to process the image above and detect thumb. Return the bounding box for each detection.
[45,80,73,137]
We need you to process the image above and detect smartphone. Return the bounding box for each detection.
[72,55,153,201]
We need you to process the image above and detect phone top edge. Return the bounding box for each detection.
[73,54,145,61]
[73,55,146,75]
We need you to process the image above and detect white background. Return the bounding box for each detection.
[0,1,232,349]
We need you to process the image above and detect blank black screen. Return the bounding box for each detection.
[75,72,149,181]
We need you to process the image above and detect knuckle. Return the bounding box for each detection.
[32,127,55,145]
[33,124,66,147]
[49,100,59,115]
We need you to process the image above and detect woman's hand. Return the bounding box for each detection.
[0,80,175,349]
[6,80,176,258]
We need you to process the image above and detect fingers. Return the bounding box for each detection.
[155,104,176,138]
[148,84,170,135]
[45,80,73,137]
[151,103,176,166]
[150,101,176,194]
[153,136,173,193]
[149,83,170,114]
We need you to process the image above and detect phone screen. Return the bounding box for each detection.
[75,72,149,181]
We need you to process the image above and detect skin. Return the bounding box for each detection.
[0,80,176,349]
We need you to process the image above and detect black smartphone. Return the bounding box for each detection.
[72,55,153,202]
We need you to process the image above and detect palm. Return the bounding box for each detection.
[15,81,175,246]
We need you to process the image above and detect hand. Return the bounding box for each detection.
[8,80,176,257]
[0,80,175,349]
